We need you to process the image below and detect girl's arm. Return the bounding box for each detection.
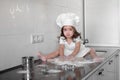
[59,44,65,56]
[69,42,81,57]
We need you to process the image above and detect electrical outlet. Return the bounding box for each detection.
[31,34,44,44]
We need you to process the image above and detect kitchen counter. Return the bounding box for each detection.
[82,47,120,80]
[0,47,119,80]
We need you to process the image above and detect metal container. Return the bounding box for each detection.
[22,56,34,80]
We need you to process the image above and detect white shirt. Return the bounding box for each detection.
[59,36,90,57]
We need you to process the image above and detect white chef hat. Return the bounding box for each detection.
[56,13,80,28]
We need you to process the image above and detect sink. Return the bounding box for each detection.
[96,50,107,57]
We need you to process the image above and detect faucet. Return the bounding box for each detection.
[83,39,89,44]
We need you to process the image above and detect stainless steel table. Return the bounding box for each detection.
[16,47,120,80]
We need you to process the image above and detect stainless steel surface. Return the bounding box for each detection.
[81,47,120,80]
[2,47,117,80]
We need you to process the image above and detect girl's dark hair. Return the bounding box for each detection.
[59,26,81,39]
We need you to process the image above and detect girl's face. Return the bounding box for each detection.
[63,25,74,39]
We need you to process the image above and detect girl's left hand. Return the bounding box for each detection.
[93,57,104,62]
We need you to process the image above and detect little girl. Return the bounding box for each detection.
[38,13,98,62]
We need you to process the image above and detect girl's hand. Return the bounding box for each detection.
[93,57,104,62]
[37,52,47,62]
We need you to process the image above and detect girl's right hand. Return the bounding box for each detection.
[37,52,47,62]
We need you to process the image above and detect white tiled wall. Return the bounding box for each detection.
[0,0,83,70]
[119,0,120,45]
